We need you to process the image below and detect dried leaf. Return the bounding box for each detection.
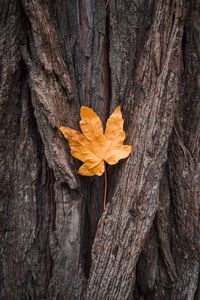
[60,106,132,176]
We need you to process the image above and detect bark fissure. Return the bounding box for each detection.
[80,0,113,283]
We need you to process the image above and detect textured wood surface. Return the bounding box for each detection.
[0,0,200,299]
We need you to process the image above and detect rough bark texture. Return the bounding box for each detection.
[0,0,199,300]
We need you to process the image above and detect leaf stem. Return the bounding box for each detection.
[104,166,107,210]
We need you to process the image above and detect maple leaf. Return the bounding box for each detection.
[60,106,132,176]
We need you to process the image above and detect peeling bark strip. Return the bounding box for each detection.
[21,0,74,99]
[87,1,184,299]
[21,0,77,187]
[20,1,85,299]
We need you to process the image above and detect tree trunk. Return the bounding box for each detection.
[0,0,199,299]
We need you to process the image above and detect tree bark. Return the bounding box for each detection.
[0,0,199,299]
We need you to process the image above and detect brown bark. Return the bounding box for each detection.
[87,1,184,298]
[0,0,200,300]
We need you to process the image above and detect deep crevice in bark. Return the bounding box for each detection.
[104,1,112,119]
[81,1,113,282]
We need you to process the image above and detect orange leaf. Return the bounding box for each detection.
[60,106,132,176]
